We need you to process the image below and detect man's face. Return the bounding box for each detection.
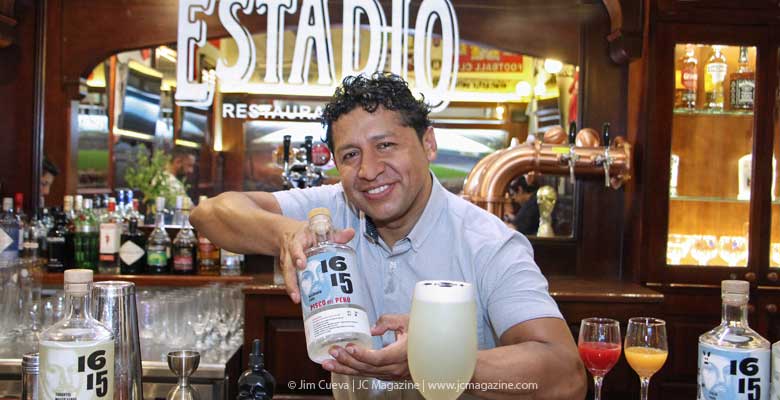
[40,172,55,196]
[332,106,436,227]
[173,155,196,179]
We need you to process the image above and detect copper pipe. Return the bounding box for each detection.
[465,138,631,216]
[461,147,508,201]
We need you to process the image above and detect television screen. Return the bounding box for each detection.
[180,107,209,143]
[117,63,162,137]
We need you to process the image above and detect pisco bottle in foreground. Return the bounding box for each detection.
[39,269,114,400]
[698,280,769,400]
[299,208,371,363]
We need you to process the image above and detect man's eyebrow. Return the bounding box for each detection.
[335,132,398,154]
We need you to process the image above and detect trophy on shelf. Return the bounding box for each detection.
[536,186,557,237]
[737,153,777,201]
[670,154,680,197]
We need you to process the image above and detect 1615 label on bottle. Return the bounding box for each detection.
[698,342,769,400]
[299,251,370,343]
[39,339,115,400]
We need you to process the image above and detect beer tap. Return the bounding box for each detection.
[595,123,613,187]
[563,122,579,183]
[304,136,318,187]
[282,135,294,188]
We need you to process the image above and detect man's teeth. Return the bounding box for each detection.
[368,184,390,195]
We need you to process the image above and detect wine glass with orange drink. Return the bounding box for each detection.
[624,317,668,400]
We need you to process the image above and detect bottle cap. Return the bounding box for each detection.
[156,196,166,211]
[65,269,93,294]
[2,198,11,211]
[307,208,331,219]
[722,280,749,295]
[22,352,39,374]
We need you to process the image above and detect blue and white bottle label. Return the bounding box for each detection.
[698,342,769,400]
[300,251,359,314]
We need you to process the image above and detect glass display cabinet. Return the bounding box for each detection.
[643,23,776,287]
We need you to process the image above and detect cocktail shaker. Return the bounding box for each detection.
[93,281,143,400]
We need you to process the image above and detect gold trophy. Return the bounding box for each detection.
[536,186,557,237]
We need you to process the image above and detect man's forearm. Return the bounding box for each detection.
[190,192,303,255]
[467,341,586,400]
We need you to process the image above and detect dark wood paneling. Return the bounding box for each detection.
[0,0,34,199]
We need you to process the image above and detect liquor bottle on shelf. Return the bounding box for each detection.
[74,199,99,271]
[300,208,372,363]
[738,153,777,201]
[39,269,115,400]
[729,46,755,111]
[705,45,728,111]
[220,249,243,276]
[46,210,68,273]
[197,195,220,276]
[146,197,171,274]
[116,189,126,220]
[120,217,146,275]
[172,202,196,275]
[127,198,144,226]
[40,207,53,232]
[29,210,49,260]
[172,195,185,228]
[125,191,136,220]
[676,44,698,109]
[21,212,43,261]
[1,197,21,261]
[14,192,28,225]
[698,280,769,399]
[98,199,121,274]
[63,195,76,268]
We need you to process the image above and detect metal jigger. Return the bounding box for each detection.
[167,350,201,400]
[93,281,143,400]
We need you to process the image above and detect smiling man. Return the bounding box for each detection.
[190,73,585,400]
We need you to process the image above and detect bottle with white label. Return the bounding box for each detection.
[39,269,115,400]
[299,208,372,364]
[698,280,769,400]
[98,199,121,274]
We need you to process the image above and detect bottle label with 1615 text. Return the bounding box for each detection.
[698,342,769,400]
[39,339,115,400]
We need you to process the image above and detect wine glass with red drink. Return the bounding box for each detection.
[578,318,622,400]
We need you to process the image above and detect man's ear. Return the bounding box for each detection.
[422,126,437,162]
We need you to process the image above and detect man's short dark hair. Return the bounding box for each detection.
[43,156,59,176]
[170,146,196,161]
[320,73,432,152]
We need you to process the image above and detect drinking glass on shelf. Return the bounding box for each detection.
[690,235,718,266]
[666,234,692,265]
[625,317,668,400]
[771,243,780,267]
[578,318,621,400]
[408,281,477,400]
[718,236,748,267]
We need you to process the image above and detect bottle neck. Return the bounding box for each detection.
[64,286,92,321]
[313,228,333,245]
[155,210,165,228]
[722,297,749,327]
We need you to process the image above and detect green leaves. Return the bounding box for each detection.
[124,150,184,206]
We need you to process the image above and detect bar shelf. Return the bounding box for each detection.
[41,272,257,287]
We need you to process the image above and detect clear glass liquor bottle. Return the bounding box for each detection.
[300,208,372,364]
[172,208,196,275]
[38,269,115,400]
[146,197,171,274]
[698,280,770,399]
[705,45,728,111]
[0,197,21,261]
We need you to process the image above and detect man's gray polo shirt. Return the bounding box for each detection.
[273,175,563,351]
